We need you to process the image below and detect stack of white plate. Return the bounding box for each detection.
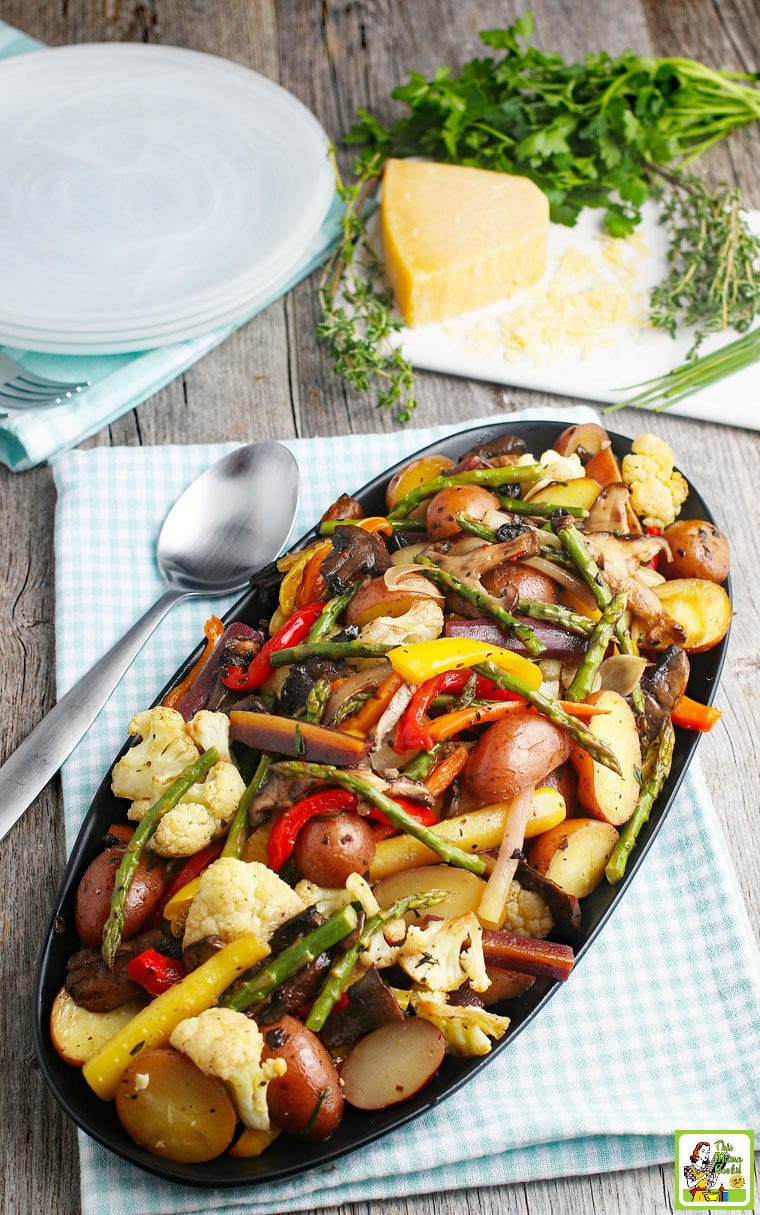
[0,43,335,354]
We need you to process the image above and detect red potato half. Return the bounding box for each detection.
[552,423,610,460]
[74,845,166,947]
[262,1015,344,1140]
[115,1047,237,1163]
[386,453,455,512]
[653,578,732,652]
[372,864,487,922]
[340,1018,445,1110]
[345,575,443,627]
[463,710,572,806]
[50,988,146,1069]
[569,690,642,826]
[528,818,620,898]
[426,485,502,540]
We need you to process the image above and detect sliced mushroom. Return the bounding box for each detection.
[583,532,685,647]
[321,525,393,595]
[640,645,690,740]
[320,966,404,1053]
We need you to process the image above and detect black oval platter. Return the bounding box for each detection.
[33,419,730,1187]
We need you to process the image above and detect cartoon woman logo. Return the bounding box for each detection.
[683,1141,723,1202]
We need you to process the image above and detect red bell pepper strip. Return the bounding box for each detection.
[671,693,722,732]
[221,601,326,691]
[266,788,358,871]
[147,840,224,928]
[366,796,439,829]
[127,947,187,996]
[394,669,520,753]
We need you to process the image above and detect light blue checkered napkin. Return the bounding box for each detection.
[0,21,341,473]
[52,409,760,1215]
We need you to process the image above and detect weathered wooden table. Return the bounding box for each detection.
[0,2,757,1212]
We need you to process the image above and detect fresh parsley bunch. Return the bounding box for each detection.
[348,11,760,236]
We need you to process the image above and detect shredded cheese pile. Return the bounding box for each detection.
[499,234,648,360]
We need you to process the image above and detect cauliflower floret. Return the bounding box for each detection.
[186,710,233,763]
[183,857,304,948]
[621,432,689,529]
[111,707,199,805]
[502,881,553,939]
[180,761,246,832]
[293,873,380,920]
[410,990,510,1057]
[150,803,217,857]
[170,1008,285,1130]
[398,913,490,993]
[360,600,444,647]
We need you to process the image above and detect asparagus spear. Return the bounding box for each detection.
[417,556,546,658]
[308,583,360,642]
[402,745,441,780]
[564,590,628,702]
[273,760,487,875]
[553,515,646,715]
[305,890,447,1031]
[496,497,588,520]
[222,752,271,859]
[605,718,675,884]
[220,904,360,1013]
[301,677,332,724]
[270,640,392,667]
[515,597,595,637]
[388,464,548,520]
[102,748,219,966]
[319,518,428,535]
[473,662,622,776]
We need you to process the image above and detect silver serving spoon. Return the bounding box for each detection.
[0,441,299,846]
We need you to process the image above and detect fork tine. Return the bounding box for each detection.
[14,372,90,392]
[0,384,74,402]
[0,391,70,409]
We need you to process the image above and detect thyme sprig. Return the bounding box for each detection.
[316,152,416,423]
[649,174,760,357]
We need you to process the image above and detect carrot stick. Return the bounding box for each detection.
[671,694,722,731]
[340,671,405,735]
[426,701,522,742]
[163,615,224,709]
[423,744,470,798]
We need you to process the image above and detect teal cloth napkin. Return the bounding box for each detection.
[51,407,760,1215]
[0,21,341,473]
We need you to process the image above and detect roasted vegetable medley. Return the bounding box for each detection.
[50,422,731,1166]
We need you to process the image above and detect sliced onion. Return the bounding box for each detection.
[390,543,428,567]
[597,654,650,696]
[383,566,444,602]
[482,508,519,531]
[522,556,598,609]
[372,683,413,749]
[477,787,535,930]
[324,663,391,725]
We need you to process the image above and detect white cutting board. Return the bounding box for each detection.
[383,201,760,431]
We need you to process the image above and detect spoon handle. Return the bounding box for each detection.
[0,586,187,846]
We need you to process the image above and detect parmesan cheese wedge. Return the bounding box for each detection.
[380,159,549,326]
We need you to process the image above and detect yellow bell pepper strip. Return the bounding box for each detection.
[82,933,271,1100]
[338,670,405,736]
[671,693,722,731]
[162,875,201,935]
[221,601,326,691]
[388,638,542,689]
[277,545,320,616]
[228,1127,281,1158]
[163,615,225,709]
